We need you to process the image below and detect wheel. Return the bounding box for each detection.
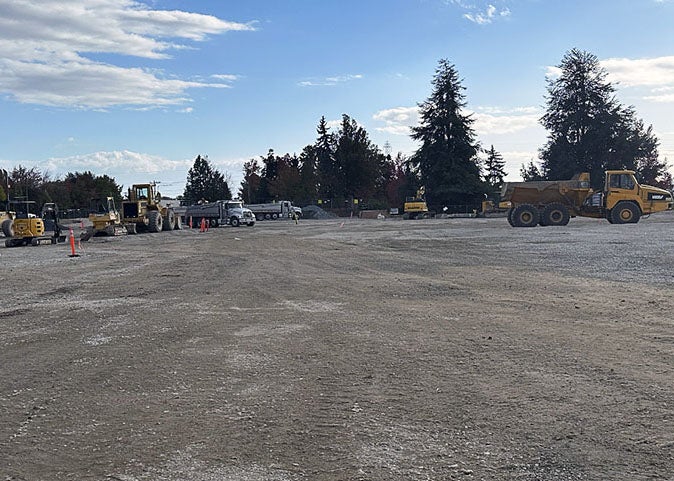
[271,213,279,220]
[174,216,182,230]
[610,202,640,224]
[31,238,40,246]
[1,218,13,237]
[264,213,271,220]
[541,203,570,226]
[510,204,539,228]
[162,209,175,231]
[209,218,219,228]
[507,208,515,227]
[247,222,255,227]
[230,217,240,227]
[147,210,163,232]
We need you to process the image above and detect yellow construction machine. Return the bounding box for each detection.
[1,210,14,237]
[80,196,128,241]
[5,201,66,247]
[120,183,181,234]
[403,186,432,219]
[501,170,673,227]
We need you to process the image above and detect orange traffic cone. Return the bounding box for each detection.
[68,228,79,257]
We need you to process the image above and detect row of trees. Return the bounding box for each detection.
[4,48,671,213]
[0,167,122,211]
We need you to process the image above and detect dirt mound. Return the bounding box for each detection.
[301,205,337,219]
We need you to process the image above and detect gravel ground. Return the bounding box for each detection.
[1,213,673,480]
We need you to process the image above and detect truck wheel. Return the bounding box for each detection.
[230,217,240,227]
[174,216,182,230]
[511,204,539,227]
[1,219,13,237]
[209,219,219,228]
[162,209,175,231]
[271,213,278,220]
[264,214,271,220]
[610,202,640,224]
[506,208,515,227]
[541,203,570,226]
[148,210,163,232]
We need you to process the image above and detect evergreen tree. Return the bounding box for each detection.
[520,160,544,181]
[314,116,338,200]
[239,159,262,204]
[540,49,664,188]
[183,155,231,203]
[483,145,507,190]
[297,144,319,203]
[411,59,485,208]
[334,114,385,201]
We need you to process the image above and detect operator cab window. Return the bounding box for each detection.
[609,174,635,190]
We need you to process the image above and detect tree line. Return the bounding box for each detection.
[0,167,122,213]
[3,48,671,214]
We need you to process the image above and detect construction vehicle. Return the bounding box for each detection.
[80,196,127,241]
[501,170,673,227]
[403,186,433,219]
[1,210,14,237]
[245,200,302,221]
[120,183,182,234]
[478,196,511,217]
[183,200,256,228]
[5,201,66,247]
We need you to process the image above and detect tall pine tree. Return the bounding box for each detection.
[411,59,485,208]
[483,145,506,191]
[541,49,664,188]
[183,155,231,203]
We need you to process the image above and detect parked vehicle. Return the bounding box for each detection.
[5,202,66,247]
[121,183,182,233]
[501,170,673,227]
[183,200,255,227]
[246,200,302,221]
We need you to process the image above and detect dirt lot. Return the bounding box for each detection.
[1,214,673,481]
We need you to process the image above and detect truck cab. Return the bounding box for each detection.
[602,170,672,223]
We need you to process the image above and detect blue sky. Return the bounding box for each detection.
[1,0,673,197]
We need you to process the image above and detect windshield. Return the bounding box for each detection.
[227,202,243,209]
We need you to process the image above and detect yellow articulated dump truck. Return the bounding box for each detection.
[501,170,673,227]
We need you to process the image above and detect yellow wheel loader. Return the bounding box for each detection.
[120,183,182,234]
[80,197,128,241]
[5,202,67,247]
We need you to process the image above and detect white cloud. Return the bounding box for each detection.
[472,107,541,135]
[298,74,363,87]
[372,105,540,136]
[0,0,254,108]
[372,106,419,135]
[601,56,674,88]
[456,2,511,24]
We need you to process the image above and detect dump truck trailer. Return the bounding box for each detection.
[246,201,302,221]
[183,200,255,228]
[501,170,673,227]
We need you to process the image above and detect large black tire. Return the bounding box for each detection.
[209,218,219,228]
[510,204,539,228]
[162,209,175,231]
[540,203,570,226]
[230,217,240,227]
[507,208,515,227]
[2,218,14,237]
[174,216,182,230]
[147,210,163,232]
[610,202,641,224]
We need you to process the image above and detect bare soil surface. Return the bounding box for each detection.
[1,214,674,480]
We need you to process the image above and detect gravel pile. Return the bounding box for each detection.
[301,205,337,219]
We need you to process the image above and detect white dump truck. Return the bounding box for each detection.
[246,200,302,221]
[183,200,256,228]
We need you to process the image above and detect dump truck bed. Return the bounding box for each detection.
[501,174,592,208]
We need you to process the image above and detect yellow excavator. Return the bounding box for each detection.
[403,186,432,219]
[5,201,66,247]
